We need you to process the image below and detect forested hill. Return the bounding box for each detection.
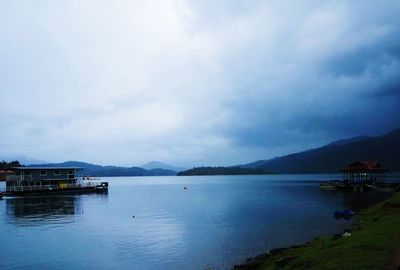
[29,161,177,176]
[243,128,400,173]
[177,166,272,176]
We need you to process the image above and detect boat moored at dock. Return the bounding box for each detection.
[3,167,108,196]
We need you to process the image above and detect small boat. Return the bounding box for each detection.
[82,176,101,181]
[334,209,355,219]
[366,183,399,192]
[319,182,337,189]
[319,180,348,189]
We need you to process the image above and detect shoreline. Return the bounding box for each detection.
[233,191,400,270]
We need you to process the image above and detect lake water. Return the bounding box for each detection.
[0,175,392,270]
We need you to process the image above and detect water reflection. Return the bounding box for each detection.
[0,176,395,270]
[5,195,107,226]
[342,190,392,210]
[320,189,393,211]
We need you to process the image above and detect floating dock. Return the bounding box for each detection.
[2,167,108,197]
[320,180,399,192]
[3,182,108,196]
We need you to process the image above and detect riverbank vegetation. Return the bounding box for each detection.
[234,191,400,270]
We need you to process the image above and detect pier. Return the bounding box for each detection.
[320,160,399,191]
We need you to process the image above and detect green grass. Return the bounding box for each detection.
[235,192,400,270]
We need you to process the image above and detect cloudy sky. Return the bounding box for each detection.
[0,0,399,167]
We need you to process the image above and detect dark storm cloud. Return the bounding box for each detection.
[207,1,400,156]
[0,1,400,166]
[322,35,400,78]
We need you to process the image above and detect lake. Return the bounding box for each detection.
[0,175,392,269]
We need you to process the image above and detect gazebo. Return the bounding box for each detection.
[341,160,386,184]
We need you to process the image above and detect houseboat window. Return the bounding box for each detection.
[40,170,47,176]
[24,171,31,176]
[54,170,61,176]
[68,170,75,179]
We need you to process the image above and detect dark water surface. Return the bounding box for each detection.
[0,175,392,269]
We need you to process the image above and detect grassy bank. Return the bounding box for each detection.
[234,191,400,270]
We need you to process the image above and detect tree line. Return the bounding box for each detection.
[0,160,21,170]
[177,166,272,176]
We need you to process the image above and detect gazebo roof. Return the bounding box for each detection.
[341,160,386,172]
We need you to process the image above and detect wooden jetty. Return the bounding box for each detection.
[320,160,399,192]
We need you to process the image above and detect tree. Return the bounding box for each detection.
[0,160,21,170]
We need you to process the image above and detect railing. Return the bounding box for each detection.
[5,175,32,181]
[5,176,78,182]
[5,181,104,192]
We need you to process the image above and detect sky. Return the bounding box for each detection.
[0,0,400,167]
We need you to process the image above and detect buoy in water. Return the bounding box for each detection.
[183,186,187,190]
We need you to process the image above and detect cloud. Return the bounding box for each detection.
[0,1,399,166]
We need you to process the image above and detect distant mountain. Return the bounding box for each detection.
[141,161,186,172]
[327,135,370,146]
[29,161,177,177]
[1,155,48,165]
[177,166,272,176]
[244,128,400,173]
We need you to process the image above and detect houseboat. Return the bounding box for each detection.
[3,167,108,196]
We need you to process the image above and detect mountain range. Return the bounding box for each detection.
[0,155,48,165]
[242,128,400,173]
[140,161,186,172]
[28,161,177,176]
[5,128,400,176]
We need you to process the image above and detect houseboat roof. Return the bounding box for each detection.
[341,160,386,172]
[11,167,83,170]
